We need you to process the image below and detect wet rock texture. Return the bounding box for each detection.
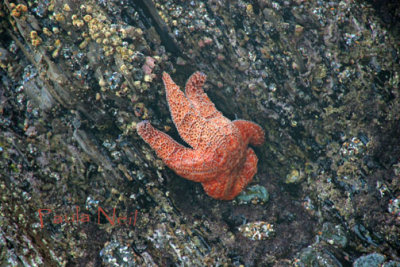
[1,0,400,265]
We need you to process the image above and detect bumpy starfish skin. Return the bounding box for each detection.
[137,72,265,200]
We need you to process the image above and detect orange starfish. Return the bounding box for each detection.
[137,72,265,200]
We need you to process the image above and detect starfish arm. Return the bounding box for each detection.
[162,72,209,149]
[232,120,265,146]
[201,148,258,200]
[201,177,229,200]
[227,148,258,199]
[184,72,224,120]
[137,121,217,182]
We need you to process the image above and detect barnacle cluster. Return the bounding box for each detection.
[339,137,366,160]
[238,221,274,241]
[388,196,400,217]
[10,3,27,18]
[29,30,42,47]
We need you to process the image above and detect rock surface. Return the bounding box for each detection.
[1,0,400,265]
